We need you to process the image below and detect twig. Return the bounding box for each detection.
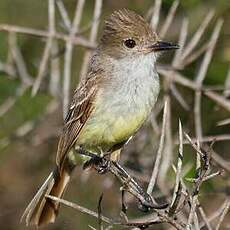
[158,68,230,113]
[56,0,71,30]
[8,32,32,85]
[202,144,230,172]
[0,85,27,117]
[63,0,86,117]
[0,97,16,117]
[198,203,213,230]
[186,135,212,229]
[169,120,183,216]
[150,113,160,136]
[186,170,223,183]
[0,61,15,76]
[181,134,230,144]
[217,118,230,126]
[79,0,102,81]
[194,19,223,154]
[196,19,223,85]
[46,195,116,224]
[187,196,199,230]
[215,199,230,230]
[173,17,188,68]
[32,0,55,96]
[127,211,185,230]
[184,132,205,158]
[97,194,104,230]
[0,24,95,48]
[200,199,229,228]
[147,100,168,195]
[49,40,61,97]
[204,90,230,112]
[159,0,179,38]
[170,83,190,111]
[182,42,209,67]
[202,170,224,181]
[150,0,162,31]
[181,10,214,60]
[158,83,172,187]
[224,67,230,97]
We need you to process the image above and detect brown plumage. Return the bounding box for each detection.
[56,70,101,170]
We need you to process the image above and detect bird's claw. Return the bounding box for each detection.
[96,157,111,174]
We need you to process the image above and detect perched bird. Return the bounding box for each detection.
[21,9,178,226]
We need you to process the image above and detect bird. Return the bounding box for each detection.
[21,8,179,226]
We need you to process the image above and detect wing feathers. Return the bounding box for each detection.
[56,73,101,169]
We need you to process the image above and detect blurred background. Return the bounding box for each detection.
[0,0,229,229]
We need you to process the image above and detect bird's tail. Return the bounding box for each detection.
[21,161,74,226]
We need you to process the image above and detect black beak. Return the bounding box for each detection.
[150,41,179,52]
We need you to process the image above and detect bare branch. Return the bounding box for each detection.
[169,120,183,216]
[204,90,230,112]
[147,100,168,195]
[181,10,214,60]
[0,61,15,76]
[194,19,223,148]
[224,67,230,97]
[159,0,179,38]
[215,199,230,230]
[32,0,55,96]
[198,203,213,230]
[80,0,102,81]
[217,118,230,126]
[49,40,61,97]
[158,91,172,187]
[46,195,116,224]
[181,134,230,144]
[202,144,230,172]
[0,24,95,49]
[158,68,230,113]
[182,42,209,67]
[170,83,190,110]
[184,132,205,158]
[8,32,32,85]
[196,19,223,85]
[63,0,86,117]
[173,18,188,68]
[0,85,27,117]
[150,0,162,31]
[56,0,71,30]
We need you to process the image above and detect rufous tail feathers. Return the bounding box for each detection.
[21,165,71,226]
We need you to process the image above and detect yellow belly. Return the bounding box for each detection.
[76,109,147,153]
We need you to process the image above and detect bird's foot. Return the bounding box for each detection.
[80,149,110,174]
[94,157,111,174]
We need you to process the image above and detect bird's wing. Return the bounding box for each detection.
[56,71,101,169]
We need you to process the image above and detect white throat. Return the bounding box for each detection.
[107,53,160,113]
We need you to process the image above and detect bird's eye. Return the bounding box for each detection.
[124,39,136,49]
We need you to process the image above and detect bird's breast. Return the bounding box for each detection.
[77,55,159,153]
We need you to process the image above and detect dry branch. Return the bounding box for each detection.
[63,0,86,117]
[0,24,95,48]
[79,0,102,81]
[147,100,168,195]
